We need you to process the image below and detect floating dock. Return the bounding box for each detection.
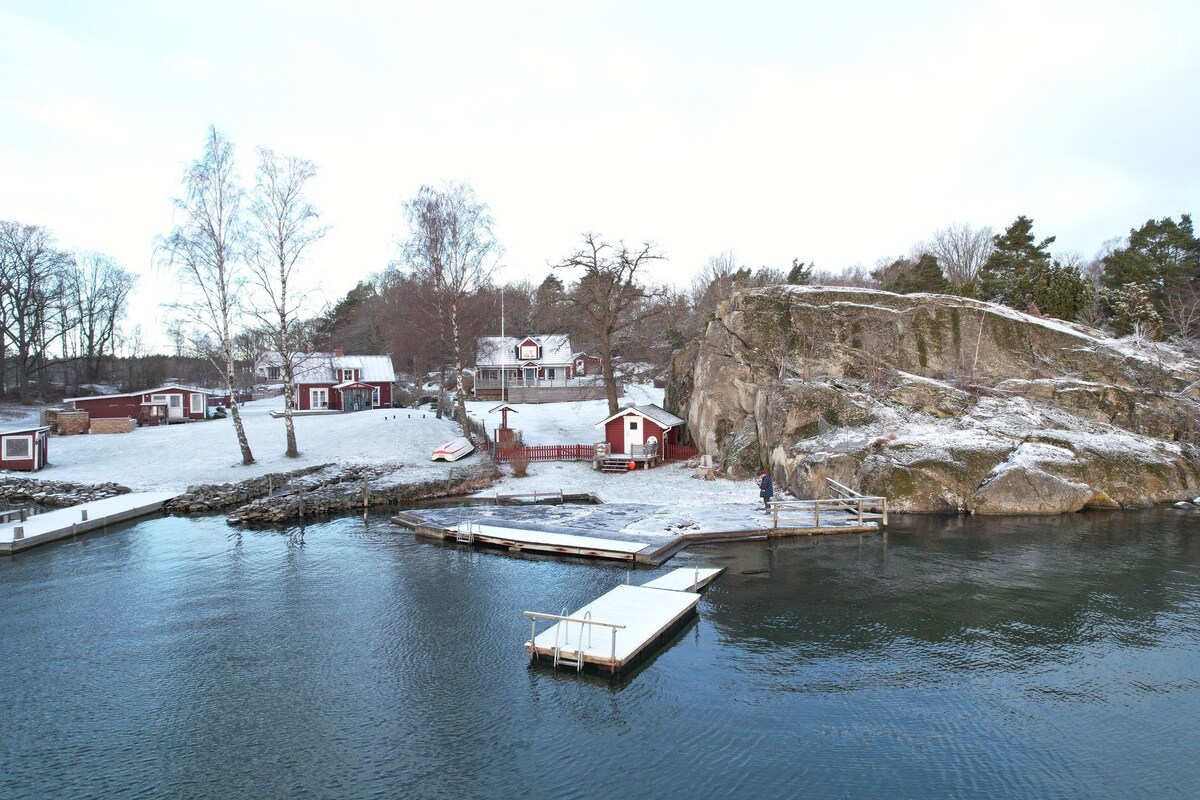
[524,567,724,674]
[419,520,650,561]
[0,492,178,554]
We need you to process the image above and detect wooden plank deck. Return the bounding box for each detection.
[525,584,700,673]
[0,492,178,555]
[524,567,725,674]
[440,522,649,561]
[641,566,725,593]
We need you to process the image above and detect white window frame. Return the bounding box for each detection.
[3,435,32,460]
[311,388,329,409]
[519,343,538,360]
[372,387,381,407]
[190,394,204,414]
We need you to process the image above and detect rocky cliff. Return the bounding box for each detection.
[668,286,1200,513]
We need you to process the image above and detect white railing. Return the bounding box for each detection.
[524,611,626,672]
[474,377,606,390]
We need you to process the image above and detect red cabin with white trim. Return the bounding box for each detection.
[0,426,50,471]
[595,404,686,456]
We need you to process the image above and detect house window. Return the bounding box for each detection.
[628,420,638,430]
[372,387,381,407]
[341,368,356,382]
[190,394,204,414]
[519,343,538,360]
[3,436,32,460]
[267,366,281,379]
[311,388,329,409]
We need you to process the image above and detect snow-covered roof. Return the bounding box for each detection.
[285,353,396,384]
[65,384,213,403]
[596,404,685,430]
[476,335,573,367]
[333,380,376,390]
[0,425,50,436]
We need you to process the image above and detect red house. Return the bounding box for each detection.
[0,426,50,472]
[285,351,396,412]
[65,384,213,426]
[572,352,602,376]
[596,404,686,461]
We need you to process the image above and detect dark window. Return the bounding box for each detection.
[629,421,638,430]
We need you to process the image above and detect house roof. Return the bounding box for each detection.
[65,384,213,403]
[476,334,573,367]
[0,426,50,436]
[333,380,376,390]
[595,404,686,430]
[276,353,397,384]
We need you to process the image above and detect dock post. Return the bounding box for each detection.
[814,503,820,529]
[81,509,88,521]
[857,500,863,525]
[13,526,23,540]
[882,498,888,526]
[362,477,369,509]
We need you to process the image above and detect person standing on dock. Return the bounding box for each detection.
[757,467,773,512]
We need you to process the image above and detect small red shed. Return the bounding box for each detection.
[0,426,50,472]
[596,404,685,457]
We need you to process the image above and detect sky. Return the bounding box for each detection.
[2,0,1197,352]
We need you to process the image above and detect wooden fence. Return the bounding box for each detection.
[663,443,699,461]
[494,444,595,463]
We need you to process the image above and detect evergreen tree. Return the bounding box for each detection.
[1100,215,1199,329]
[977,216,1090,320]
[787,258,812,285]
[877,254,949,294]
[1102,283,1163,338]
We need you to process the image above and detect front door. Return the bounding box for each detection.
[624,416,643,452]
[153,394,184,420]
[311,388,328,410]
[523,367,536,384]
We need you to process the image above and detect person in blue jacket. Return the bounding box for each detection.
[758,467,774,512]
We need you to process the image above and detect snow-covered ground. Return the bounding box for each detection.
[1,384,766,508]
[2,397,464,493]
[461,383,762,506]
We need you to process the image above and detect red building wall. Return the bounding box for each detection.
[0,429,48,471]
[71,396,141,419]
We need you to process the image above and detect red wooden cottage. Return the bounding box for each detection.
[571,352,602,377]
[286,351,396,412]
[0,426,50,471]
[65,384,214,426]
[596,404,686,461]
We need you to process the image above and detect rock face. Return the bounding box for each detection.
[669,286,1200,513]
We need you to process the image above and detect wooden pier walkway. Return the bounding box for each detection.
[0,492,177,554]
[524,567,724,674]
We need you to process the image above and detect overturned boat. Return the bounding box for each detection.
[431,436,475,462]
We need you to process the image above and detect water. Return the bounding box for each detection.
[2,509,1198,799]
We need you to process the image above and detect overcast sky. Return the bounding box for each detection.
[2,0,1197,350]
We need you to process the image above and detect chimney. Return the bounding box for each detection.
[333,348,344,357]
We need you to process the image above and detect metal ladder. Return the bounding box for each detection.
[456,520,476,544]
[552,610,591,672]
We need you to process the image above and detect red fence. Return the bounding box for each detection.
[664,443,700,461]
[494,444,594,463]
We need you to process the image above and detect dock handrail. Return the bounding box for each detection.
[769,495,888,529]
[524,611,627,670]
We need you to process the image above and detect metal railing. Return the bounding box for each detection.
[768,477,888,530]
[524,610,626,672]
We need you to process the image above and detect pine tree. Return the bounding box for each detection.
[1100,215,1199,329]
[787,258,812,285]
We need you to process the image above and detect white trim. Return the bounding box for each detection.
[189,394,204,414]
[310,388,329,409]
[64,384,212,403]
[2,435,33,460]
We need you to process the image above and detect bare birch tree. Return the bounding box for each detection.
[66,252,137,386]
[158,125,255,465]
[0,221,72,399]
[554,233,667,414]
[401,182,500,428]
[929,222,995,286]
[247,147,328,457]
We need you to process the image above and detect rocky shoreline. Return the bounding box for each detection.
[0,476,131,507]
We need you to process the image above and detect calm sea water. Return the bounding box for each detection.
[2,509,1198,799]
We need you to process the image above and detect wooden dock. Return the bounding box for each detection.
[0,492,178,554]
[421,520,649,561]
[524,567,724,674]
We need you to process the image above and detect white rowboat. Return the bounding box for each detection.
[432,436,475,462]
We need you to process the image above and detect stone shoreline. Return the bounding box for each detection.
[0,476,131,507]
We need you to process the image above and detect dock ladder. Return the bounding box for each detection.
[456,521,479,544]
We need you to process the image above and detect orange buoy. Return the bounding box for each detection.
[627,460,636,471]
